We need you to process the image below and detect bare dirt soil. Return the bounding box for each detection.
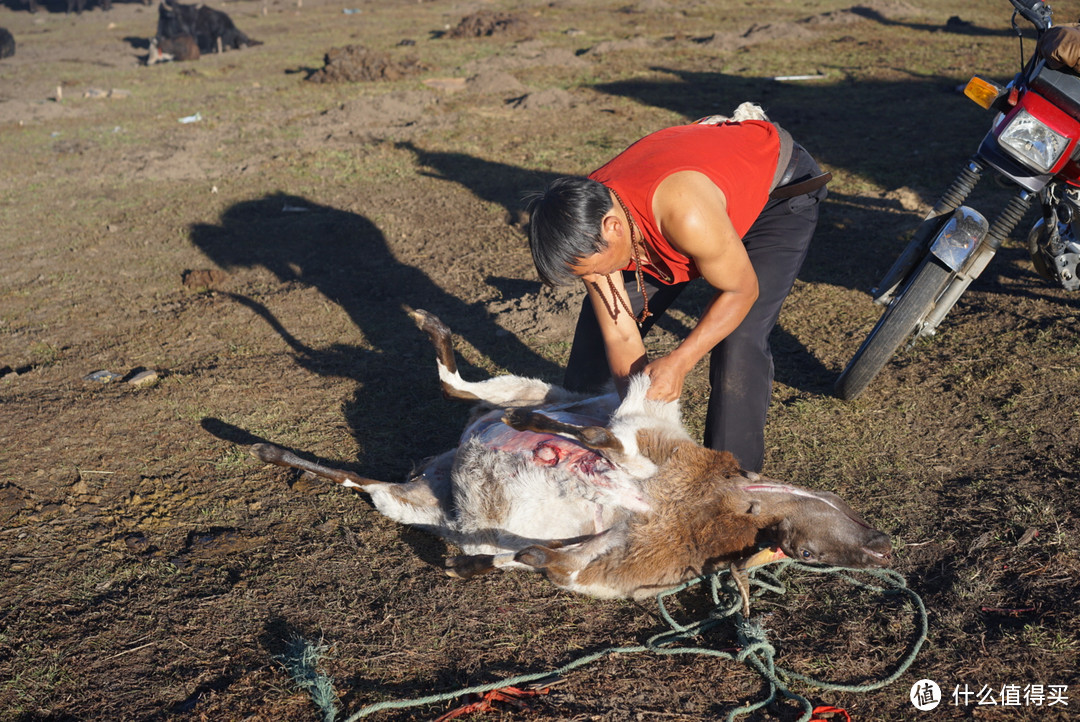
[0,0,1077,720]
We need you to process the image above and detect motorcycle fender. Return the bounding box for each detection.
[929,206,990,272]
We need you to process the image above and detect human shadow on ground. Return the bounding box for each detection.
[189,192,561,476]
[396,140,558,224]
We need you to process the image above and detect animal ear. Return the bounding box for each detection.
[771,517,795,545]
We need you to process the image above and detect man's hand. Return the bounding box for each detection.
[642,353,692,402]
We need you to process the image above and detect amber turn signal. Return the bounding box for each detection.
[964,76,1006,109]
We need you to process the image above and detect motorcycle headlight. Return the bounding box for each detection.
[998,109,1070,173]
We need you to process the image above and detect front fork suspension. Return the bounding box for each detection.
[874,158,986,304]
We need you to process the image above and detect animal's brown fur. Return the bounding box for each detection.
[632,428,689,467]
[570,442,765,597]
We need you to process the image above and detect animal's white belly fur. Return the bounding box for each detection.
[451,445,605,554]
[364,400,653,558]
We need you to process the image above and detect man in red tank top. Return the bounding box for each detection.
[525,118,829,472]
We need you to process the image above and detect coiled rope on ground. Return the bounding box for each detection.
[330,561,927,722]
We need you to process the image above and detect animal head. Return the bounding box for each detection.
[744,482,892,568]
[157,0,195,37]
[146,37,172,65]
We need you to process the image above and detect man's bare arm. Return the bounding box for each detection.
[582,276,648,396]
[645,171,759,400]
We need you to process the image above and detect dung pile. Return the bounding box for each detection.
[307,45,426,83]
[447,11,529,38]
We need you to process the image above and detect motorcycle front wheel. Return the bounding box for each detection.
[834,256,955,401]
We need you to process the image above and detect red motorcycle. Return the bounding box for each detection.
[835,0,1080,400]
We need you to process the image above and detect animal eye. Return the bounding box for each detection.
[800,549,814,560]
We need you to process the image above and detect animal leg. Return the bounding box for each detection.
[407,307,572,407]
[250,442,440,508]
[407,307,457,373]
[501,408,623,455]
[728,547,787,617]
[445,533,605,581]
[510,531,624,593]
[513,545,588,589]
[251,443,377,488]
[407,307,479,402]
[728,562,753,618]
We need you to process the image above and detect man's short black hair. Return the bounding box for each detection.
[523,176,613,286]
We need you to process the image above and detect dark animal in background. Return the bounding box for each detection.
[156,0,260,54]
[252,309,893,616]
[21,0,114,14]
[0,29,14,59]
[147,33,200,64]
[67,0,110,14]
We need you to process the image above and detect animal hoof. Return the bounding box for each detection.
[501,407,530,429]
[250,442,287,464]
[445,554,495,579]
[408,308,451,338]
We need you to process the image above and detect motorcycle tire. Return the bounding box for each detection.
[834,256,955,401]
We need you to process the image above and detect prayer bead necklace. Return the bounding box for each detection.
[589,189,659,326]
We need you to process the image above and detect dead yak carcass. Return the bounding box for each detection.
[252,309,892,613]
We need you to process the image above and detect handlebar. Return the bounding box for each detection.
[1010,0,1053,32]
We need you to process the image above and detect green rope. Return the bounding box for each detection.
[341,561,928,722]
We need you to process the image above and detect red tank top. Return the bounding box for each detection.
[588,120,780,284]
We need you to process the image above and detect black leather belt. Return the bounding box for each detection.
[769,143,832,200]
[770,172,832,199]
